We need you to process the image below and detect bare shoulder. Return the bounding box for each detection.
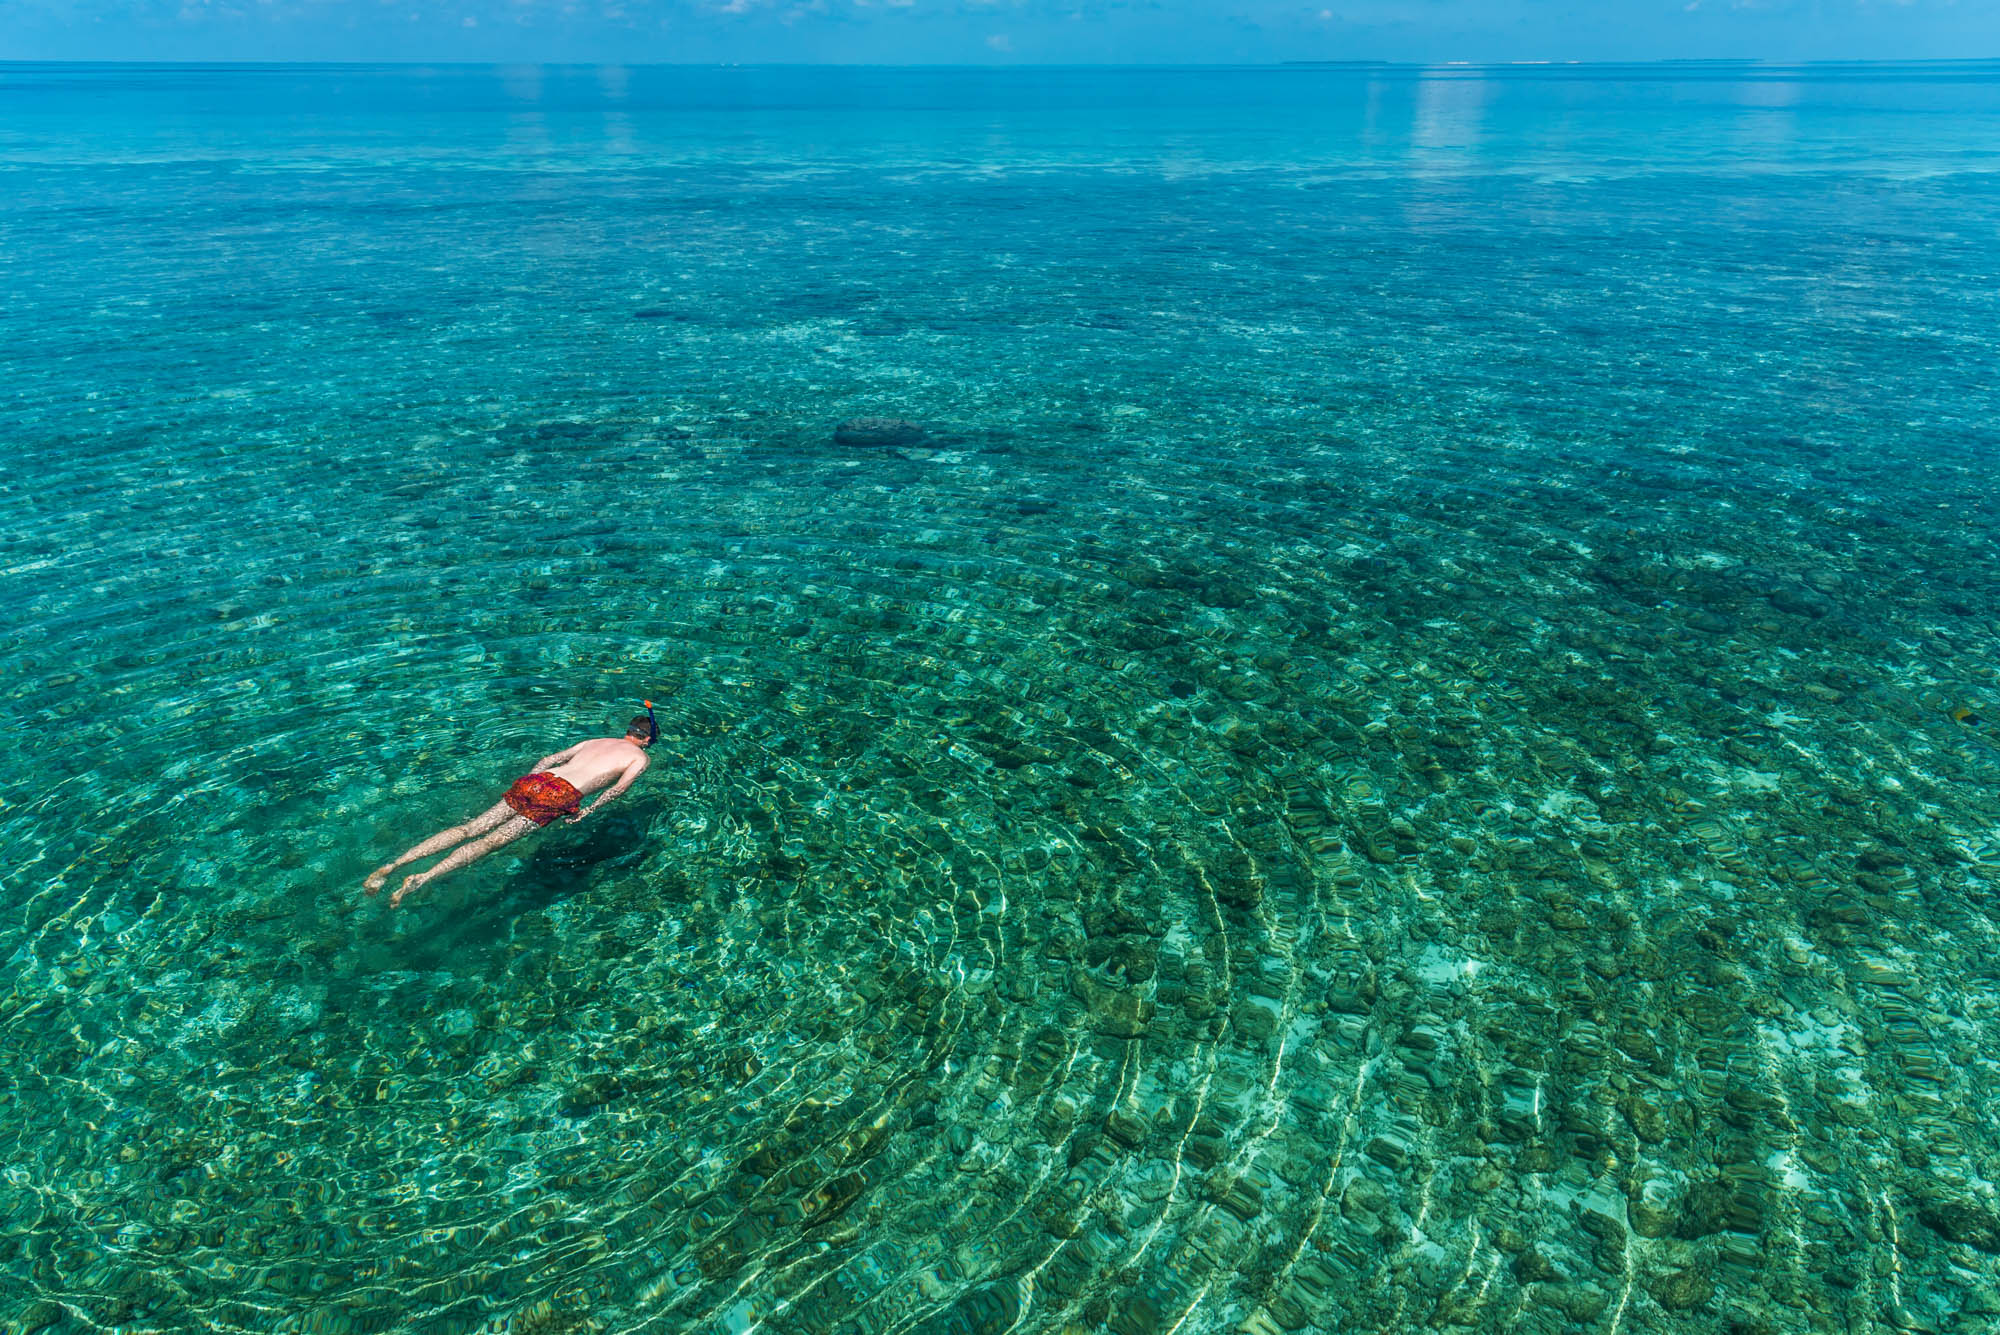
[580,736,648,765]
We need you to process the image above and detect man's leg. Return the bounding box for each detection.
[364,801,515,893]
[390,813,539,908]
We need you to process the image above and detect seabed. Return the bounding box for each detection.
[3,60,1999,1335]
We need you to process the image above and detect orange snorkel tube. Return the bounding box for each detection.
[643,699,659,743]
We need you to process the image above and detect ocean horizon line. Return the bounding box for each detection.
[4,55,1999,70]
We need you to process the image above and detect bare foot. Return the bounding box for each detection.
[363,865,394,895]
[389,874,425,909]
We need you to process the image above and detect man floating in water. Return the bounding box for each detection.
[364,707,656,908]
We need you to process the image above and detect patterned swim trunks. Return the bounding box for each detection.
[503,772,582,826]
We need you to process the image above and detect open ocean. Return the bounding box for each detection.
[4,60,2000,1335]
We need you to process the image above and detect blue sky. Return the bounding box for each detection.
[6,0,1997,64]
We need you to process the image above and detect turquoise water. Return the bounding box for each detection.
[4,59,2000,1335]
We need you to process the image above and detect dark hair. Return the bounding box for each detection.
[627,714,655,739]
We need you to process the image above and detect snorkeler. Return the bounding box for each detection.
[363,706,657,908]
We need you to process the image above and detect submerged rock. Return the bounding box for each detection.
[800,1171,866,1226]
[1915,1195,2000,1253]
[1072,968,1155,1038]
[1513,1246,1563,1284]
[1628,1179,1678,1238]
[834,416,929,448]
[916,1281,1020,1335]
[1548,1282,1610,1322]
[1650,1268,1714,1311]
[1675,1177,1733,1239]
[557,1073,624,1117]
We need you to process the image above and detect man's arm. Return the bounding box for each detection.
[532,743,583,771]
[574,753,649,820]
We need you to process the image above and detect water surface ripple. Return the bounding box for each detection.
[3,62,2000,1335]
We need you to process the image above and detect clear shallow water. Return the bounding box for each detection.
[3,60,2000,1335]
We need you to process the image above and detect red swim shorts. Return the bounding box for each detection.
[503,772,582,826]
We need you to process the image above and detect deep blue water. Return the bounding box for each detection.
[3,61,1999,1335]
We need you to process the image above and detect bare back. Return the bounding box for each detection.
[543,736,649,796]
